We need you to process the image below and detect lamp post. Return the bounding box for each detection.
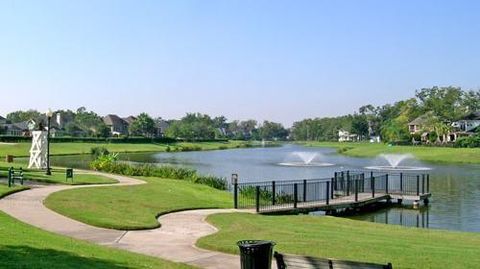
[46,109,53,175]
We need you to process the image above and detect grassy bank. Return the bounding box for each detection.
[304,141,480,164]
[0,184,29,199]
[0,140,254,158]
[45,177,232,230]
[198,213,480,269]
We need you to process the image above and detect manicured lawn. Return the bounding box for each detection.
[0,184,29,199]
[0,162,116,185]
[198,213,480,269]
[0,140,252,158]
[45,177,232,230]
[0,185,192,269]
[304,141,480,164]
[0,210,193,269]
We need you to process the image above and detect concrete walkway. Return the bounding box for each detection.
[0,172,249,269]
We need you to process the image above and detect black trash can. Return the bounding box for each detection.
[237,240,276,269]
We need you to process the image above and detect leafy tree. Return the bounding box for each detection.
[165,113,216,140]
[258,121,288,140]
[74,107,108,137]
[129,113,156,137]
[351,114,369,138]
[6,110,42,123]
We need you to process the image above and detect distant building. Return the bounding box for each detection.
[449,111,480,142]
[103,114,129,136]
[154,118,169,137]
[408,114,430,134]
[338,130,358,142]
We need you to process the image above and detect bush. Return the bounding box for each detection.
[455,135,480,148]
[90,147,110,159]
[90,155,227,190]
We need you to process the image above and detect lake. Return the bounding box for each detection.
[52,144,480,233]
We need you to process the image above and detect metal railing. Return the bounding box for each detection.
[233,171,430,212]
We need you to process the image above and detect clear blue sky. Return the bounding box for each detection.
[1,0,479,126]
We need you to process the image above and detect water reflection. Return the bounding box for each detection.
[350,205,430,229]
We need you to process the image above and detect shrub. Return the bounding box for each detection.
[90,147,110,159]
[455,135,480,148]
[89,155,227,190]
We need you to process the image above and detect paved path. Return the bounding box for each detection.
[0,172,250,269]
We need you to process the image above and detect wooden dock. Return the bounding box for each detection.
[259,192,431,214]
[233,170,432,214]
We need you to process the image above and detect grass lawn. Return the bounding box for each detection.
[0,140,252,158]
[0,162,116,185]
[0,184,29,199]
[45,177,232,230]
[198,213,480,269]
[0,213,193,269]
[304,141,480,164]
[0,185,193,269]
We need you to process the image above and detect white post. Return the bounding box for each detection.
[28,131,48,169]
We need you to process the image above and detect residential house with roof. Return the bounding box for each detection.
[103,114,129,136]
[449,111,480,141]
[154,118,169,138]
[338,130,358,142]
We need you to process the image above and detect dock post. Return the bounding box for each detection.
[341,171,345,192]
[385,174,389,194]
[326,181,330,205]
[422,174,425,194]
[293,183,298,209]
[303,179,307,202]
[272,181,276,205]
[346,171,350,196]
[330,178,335,199]
[232,174,238,209]
[361,173,365,193]
[400,173,403,192]
[255,186,260,212]
[427,174,430,193]
[355,179,359,202]
[416,175,420,196]
[371,176,375,197]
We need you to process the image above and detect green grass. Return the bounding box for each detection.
[0,211,194,269]
[303,141,480,164]
[45,177,232,230]
[0,162,116,185]
[0,184,29,199]
[0,185,193,269]
[0,140,252,158]
[198,213,480,269]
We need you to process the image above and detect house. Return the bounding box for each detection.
[0,116,7,125]
[154,118,169,137]
[449,111,480,142]
[338,130,358,142]
[103,114,129,136]
[123,116,137,126]
[408,114,432,134]
[4,121,34,136]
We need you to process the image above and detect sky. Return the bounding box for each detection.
[1,0,479,126]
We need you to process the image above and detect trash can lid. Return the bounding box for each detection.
[237,240,276,247]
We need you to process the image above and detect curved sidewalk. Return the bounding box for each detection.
[0,172,249,269]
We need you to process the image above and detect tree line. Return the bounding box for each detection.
[2,86,480,143]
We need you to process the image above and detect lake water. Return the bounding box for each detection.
[52,144,480,233]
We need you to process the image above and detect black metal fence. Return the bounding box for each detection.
[233,170,430,212]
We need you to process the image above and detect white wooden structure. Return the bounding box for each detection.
[28,131,48,169]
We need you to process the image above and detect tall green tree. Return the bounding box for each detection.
[129,113,156,137]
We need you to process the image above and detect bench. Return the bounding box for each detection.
[274,252,393,269]
[8,167,24,187]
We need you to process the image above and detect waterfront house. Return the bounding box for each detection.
[338,130,358,142]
